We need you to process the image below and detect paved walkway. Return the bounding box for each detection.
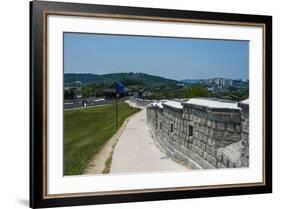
[110,107,186,174]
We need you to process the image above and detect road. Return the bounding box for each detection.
[110,106,186,174]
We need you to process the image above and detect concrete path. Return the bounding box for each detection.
[110,107,186,174]
[83,115,133,175]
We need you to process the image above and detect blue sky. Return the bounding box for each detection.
[64,32,249,80]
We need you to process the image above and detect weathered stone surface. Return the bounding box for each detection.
[203,151,208,161]
[207,154,212,163]
[201,143,206,151]
[207,137,212,146]
[146,98,249,169]
[211,156,217,167]
[214,113,222,121]
[212,121,216,129]
[238,101,249,167]
[235,125,241,132]
[222,114,231,122]
[232,114,241,123]
[227,124,235,132]
[210,147,216,157]
[215,131,223,140]
[203,135,208,144]
[209,129,214,137]
[217,122,226,131]
[216,150,223,161]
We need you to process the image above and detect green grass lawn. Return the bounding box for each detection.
[64,102,140,175]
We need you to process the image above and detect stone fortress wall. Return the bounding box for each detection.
[129,97,153,107]
[146,98,249,169]
[238,99,249,167]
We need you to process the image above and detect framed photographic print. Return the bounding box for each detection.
[30,0,272,208]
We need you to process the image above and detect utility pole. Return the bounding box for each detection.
[115,93,119,130]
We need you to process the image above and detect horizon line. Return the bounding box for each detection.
[64,72,248,81]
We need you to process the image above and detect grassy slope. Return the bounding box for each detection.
[64,102,140,175]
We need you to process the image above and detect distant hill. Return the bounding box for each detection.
[64,72,179,88]
[181,79,200,84]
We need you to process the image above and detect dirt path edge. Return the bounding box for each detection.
[83,108,137,175]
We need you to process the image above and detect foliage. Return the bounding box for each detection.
[64,72,178,89]
[81,83,108,98]
[102,150,113,174]
[210,88,249,101]
[184,84,209,98]
[81,85,93,98]
[64,88,75,99]
[122,78,144,92]
[121,78,143,86]
[63,102,140,175]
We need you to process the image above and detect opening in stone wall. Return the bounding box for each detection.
[189,125,193,136]
[170,123,174,133]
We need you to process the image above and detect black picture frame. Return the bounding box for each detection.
[30,0,272,208]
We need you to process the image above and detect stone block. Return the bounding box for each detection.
[242,121,249,133]
[209,129,214,137]
[198,127,203,134]
[217,122,226,131]
[207,112,213,120]
[197,140,202,148]
[214,113,223,121]
[216,150,222,161]
[191,144,195,152]
[207,154,212,163]
[207,137,212,146]
[203,151,208,160]
[202,118,207,126]
[235,125,241,132]
[204,127,209,135]
[207,120,212,127]
[212,121,216,129]
[211,156,217,167]
[194,131,199,138]
[193,139,198,146]
[242,134,249,145]
[194,146,199,154]
[223,155,229,167]
[199,133,203,141]
[228,161,235,168]
[203,135,208,143]
[222,114,231,122]
[214,131,223,140]
[226,123,234,132]
[210,147,216,156]
[232,114,241,123]
[201,143,206,151]
[212,139,216,146]
[206,145,211,154]
[197,149,203,157]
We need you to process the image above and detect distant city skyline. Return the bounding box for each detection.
[64,33,249,80]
